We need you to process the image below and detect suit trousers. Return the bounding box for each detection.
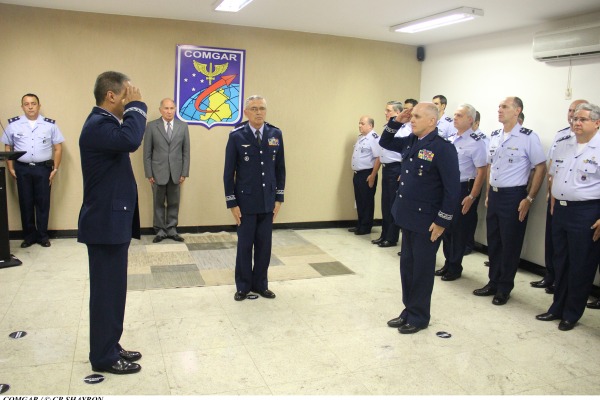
[381,163,401,242]
[486,186,528,294]
[352,169,377,232]
[548,201,600,322]
[152,179,180,237]
[543,200,555,284]
[235,212,273,293]
[14,162,52,243]
[442,181,480,275]
[399,229,441,328]
[87,242,129,369]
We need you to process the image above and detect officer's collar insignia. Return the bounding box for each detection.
[44,117,56,124]
[8,116,20,124]
[418,149,434,162]
[584,158,597,166]
[268,137,279,146]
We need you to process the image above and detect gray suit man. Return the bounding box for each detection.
[143,98,190,243]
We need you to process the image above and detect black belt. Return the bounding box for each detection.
[16,160,51,167]
[353,169,372,174]
[556,199,600,207]
[461,178,475,190]
[490,185,527,193]
[382,162,401,167]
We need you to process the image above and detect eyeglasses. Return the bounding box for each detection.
[248,107,266,113]
[572,117,595,123]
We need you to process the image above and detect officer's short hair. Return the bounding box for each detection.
[387,101,403,113]
[512,96,524,112]
[94,71,129,106]
[458,104,476,121]
[575,103,600,121]
[433,95,447,106]
[518,112,525,123]
[245,95,266,108]
[404,98,418,107]
[475,111,481,123]
[160,98,175,108]
[366,117,375,127]
[21,93,40,105]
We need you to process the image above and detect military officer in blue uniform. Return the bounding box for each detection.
[2,94,64,248]
[474,97,546,306]
[373,101,404,248]
[432,95,457,139]
[78,71,146,374]
[536,102,600,331]
[531,99,588,294]
[224,95,286,302]
[350,116,381,235]
[436,104,487,281]
[380,103,460,334]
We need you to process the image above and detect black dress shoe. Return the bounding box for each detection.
[119,349,142,362]
[153,235,164,243]
[169,234,185,242]
[473,284,497,296]
[586,298,600,309]
[397,251,401,256]
[348,227,358,232]
[530,278,552,288]
[484,260,490,267]
[354,230,371,235]
[434,266,448,276]
[492,293,510,305]
[398,324,426,334]
[387,315,407,328]
[558,320,576,331]
[441,272,462,281]
[545,286,555,294]
[371,237,383,244]
[20,241,33,248]
[92,358,141,375]
[39,240,51,247]
[536,312,560,321]
[234,291,247,301]
[255,289,276,299]
[378,240,397,248]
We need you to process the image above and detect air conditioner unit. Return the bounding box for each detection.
[533,22,600,62]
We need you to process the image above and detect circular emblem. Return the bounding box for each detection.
[244,156,249,161]
[247,294,259,300]
[84,374,105,384]
[8,331,27,339]
[436,331,452,339]
[0,384,10,394]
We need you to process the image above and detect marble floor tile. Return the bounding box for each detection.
[145,243,188,253]
[150,286,225,319]
[0,298,82,331]
[269,374,373,395]
[0,362,72,394]
[0,327,78,368]
[12,277,86,303]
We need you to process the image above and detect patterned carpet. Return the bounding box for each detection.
[127,230,354,291]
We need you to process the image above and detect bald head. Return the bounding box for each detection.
[159,98,176,122]
[410,102,439,138]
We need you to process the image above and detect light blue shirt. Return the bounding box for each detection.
[2,114,65,163]
[352,130,381,171]
[452,129,488,182]
[379,123,411,163]
[488,123,546,188]
[551,132,600,201]
[547,126,572,161]
[474,128,489,150]
[437,114,457,139]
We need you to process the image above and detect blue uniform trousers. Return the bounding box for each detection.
[543,200,555,284]
[548,201,600,322]
[381,163,401,242]
[352,169,377,232]
[87,242,129,369]
[399,229,441,328]
[486,186,528,294]
[442,181,480,275]
[235,212,273,293]
[14,161,52,243]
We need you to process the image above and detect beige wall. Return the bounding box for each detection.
[0,4,421,232]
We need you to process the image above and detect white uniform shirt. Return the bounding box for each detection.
[352,130,381,171]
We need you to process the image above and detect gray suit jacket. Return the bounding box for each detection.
[143,118,190,185]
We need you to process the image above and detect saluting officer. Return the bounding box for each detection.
[349,116,381,235]
[531,99,588,294]
[380,103,460,334]
[436,104,487,281]
[373,101,404,248]
[474,97,546,306]
[2,93,64,248]
[224,95,286,302]
[432,95,457,139]
[536,103,600,331]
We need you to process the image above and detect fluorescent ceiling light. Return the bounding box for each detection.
[391,7,483,33]
[214,0,254,12]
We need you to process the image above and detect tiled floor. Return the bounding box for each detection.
[1,228,599,395]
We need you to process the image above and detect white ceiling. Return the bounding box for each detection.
[3,0,600,46]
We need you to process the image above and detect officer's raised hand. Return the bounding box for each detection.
[123,84,143,104]
[394,108,412,124]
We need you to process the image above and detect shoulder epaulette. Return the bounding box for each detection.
[557,126,570,133]
[491,129,501,136]
[231,121,248,132]
[43,117,56,124]
[470,132,481,141]
[556,134,572,143]
[519,127,532,135]
[445,116,453,122]
[265,121,280,130]
[8,116,20,124]
[477,132,487,139]
[371,132,379,139]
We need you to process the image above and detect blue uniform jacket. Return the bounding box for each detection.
[78,102,148,244]
[379,119,460,233]
[224,121,286,214]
